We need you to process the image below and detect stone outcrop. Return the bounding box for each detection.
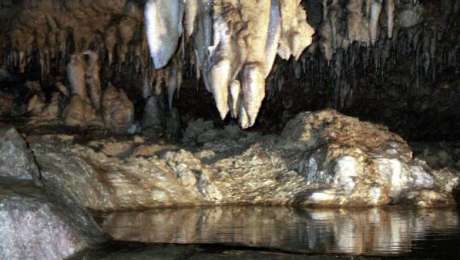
[28,110,459,210]
[0,179,105,260]
[0,126,39,180]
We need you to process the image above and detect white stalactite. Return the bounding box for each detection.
[144,0,314,128]
[369,0,383,45]
[145,0,184,69]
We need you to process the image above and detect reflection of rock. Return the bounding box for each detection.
[28,110,459,210]
[101,206,460,255]
[63,95,97,127]
[102,85,134,133]
[0,180,105,260]
[0,126,39,181]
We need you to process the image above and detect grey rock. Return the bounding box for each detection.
[0,179,105,260]
[0,126,39,181]
[142,95,165,133]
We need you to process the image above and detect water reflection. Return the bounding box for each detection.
[101,207,460,256]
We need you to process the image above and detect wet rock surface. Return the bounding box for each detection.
[0,179,105,260]
[26,110,459,210]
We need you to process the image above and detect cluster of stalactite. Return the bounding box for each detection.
[0,0,459,129]
[266,0,460,111]
[145,0,315,128]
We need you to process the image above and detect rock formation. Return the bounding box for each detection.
[144,0,314,128]
[0,180,105,260]
[102,84,135,132]
[0,126,40,181]
[28,110,459,211]
[0,0,458,133]
[63,95,97,127]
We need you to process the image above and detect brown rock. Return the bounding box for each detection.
[63,95,97,127]
[102,85,134,133]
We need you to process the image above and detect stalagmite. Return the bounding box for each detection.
[63,95,97,127]
[102,84,135,132]
[67,54,87,99]
[145,0,184,69]
[83,51,102,110]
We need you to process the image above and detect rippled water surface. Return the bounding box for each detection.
[99,207,460,257]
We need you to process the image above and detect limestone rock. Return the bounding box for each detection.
[63,95,97,127]
[0,180,105,260]
[280,110,457,206]
[30,136,222,211]
[102,85,134,133]
[27,110,459,210]
[0,126,39,181]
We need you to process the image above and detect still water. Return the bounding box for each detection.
[99,207,460,258]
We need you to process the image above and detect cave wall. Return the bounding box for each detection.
[0,0,459,140]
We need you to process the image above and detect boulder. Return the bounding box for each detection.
[0,179,105,260]
[280,110,458,206]
[0,126,39,181]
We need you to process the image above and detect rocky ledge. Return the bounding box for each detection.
[19,110,459,211]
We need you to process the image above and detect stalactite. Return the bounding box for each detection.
[145,0,184,69]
